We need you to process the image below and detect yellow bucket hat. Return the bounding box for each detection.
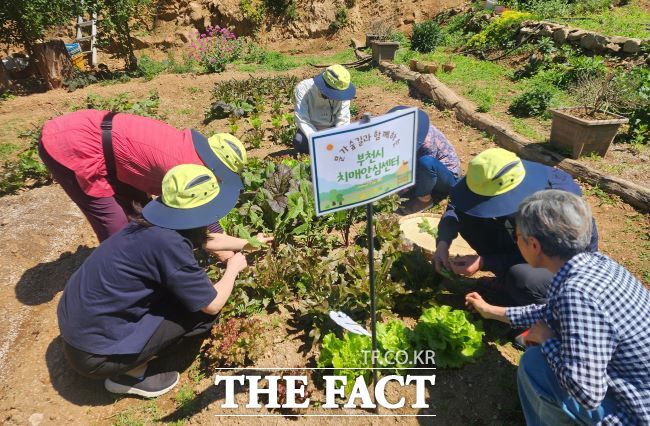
[314,64,356,101]
[466,148,526,196]
[450,148,550,218]
[207,133,247,173]
[142,164,241,229]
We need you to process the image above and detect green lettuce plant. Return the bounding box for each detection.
[412,305,484,368]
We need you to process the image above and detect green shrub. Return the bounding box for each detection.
[614,68,650,144]
[329,7,348,32]
[508,85,554,117]
[136,55,168,81]
[563,55,606,87]
[467,10,531,50]
[264,0,297,20]
[411,20,444,53]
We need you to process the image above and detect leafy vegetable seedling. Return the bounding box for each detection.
[418,219,438,238]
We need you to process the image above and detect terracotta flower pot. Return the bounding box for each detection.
[425,63,439,74]
[365,34,381,48]
[442,62,456,73]
[371,41,400,65]
[549,108,629,158]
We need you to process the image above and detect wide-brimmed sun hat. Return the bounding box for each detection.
[313,64,356,101]
[191,130,246,184]
[387,106,430,145]
[142,164,241,230]
[450,148,549,218]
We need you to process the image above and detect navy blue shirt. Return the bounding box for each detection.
[57,223,217,355]
[438,166,599,278]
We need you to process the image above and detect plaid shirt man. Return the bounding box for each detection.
[506,252,650,424]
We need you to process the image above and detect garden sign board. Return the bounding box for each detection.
[309,108,418,216]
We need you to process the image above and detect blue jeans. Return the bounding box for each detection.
[518,346,618,425]
[411,155,458,198]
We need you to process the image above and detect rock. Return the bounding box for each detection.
[608,36,629,45]
[175,30,191,44]
[130,35,150,49]
[28,413,44,426]
[566,29,588,42]
[606,42,621,53]
[188,1,204,23]
[581,33,608,51]
[623,39,642,54]
[553,28,569,44]
[539,25,554,37]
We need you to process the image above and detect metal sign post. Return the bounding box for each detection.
[309,108,418,409]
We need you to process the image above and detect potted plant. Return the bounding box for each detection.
[550,73,629,159]
[367,18,401,64]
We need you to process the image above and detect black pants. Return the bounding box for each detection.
[62,310,216,379]
[503,263,555,306]
[292,129,309,154]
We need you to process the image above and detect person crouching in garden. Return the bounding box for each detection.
[432,148,598,306]
[39,110,246,245]
[465,190,650,425]
[293,64,356,154]
[388,106,461,215]
[57,164,249,398]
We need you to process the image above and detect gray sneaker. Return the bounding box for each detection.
[104,371,179,398]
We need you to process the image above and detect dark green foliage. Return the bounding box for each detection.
[329,8,349,33]
[508,86,555,117]
[264,0,298,20]
[0,130,51,196]
[136,55,168,81]
[411,20,444,53]
[0,0,79,54]
[63,71,98,92]
[613,68,650,144]
[205,76,297,122]
[80,90,161,118]
[84,0,155,70]
[210,157,438,351]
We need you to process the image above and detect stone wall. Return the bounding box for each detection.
[519,20,647,56]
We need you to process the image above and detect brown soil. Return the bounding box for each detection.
[0,59,648,424]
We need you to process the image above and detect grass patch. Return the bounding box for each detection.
[557,2,650,39]
[510,117,546,141]
[235,48,356,72]
[175,384,196,419]
[349,68,407,92]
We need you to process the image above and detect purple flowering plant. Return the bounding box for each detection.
[188,25,243,73]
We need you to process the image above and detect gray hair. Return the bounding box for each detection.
[516,190,593,260]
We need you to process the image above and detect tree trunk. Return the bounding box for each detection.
[32,40,74,90]
[0,61,11,92]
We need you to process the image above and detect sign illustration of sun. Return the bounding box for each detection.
[326,144,334,151]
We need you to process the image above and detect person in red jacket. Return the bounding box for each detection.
[39,110,254,252]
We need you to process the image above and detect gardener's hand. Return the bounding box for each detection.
[465,292,491,318]
[525,320,555,345]
[255,233,274,245]
[450,255,483,276]
[432,241,452,272]
[465,292,509,323]
[226,252,248,274]
[213,250,235,262]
